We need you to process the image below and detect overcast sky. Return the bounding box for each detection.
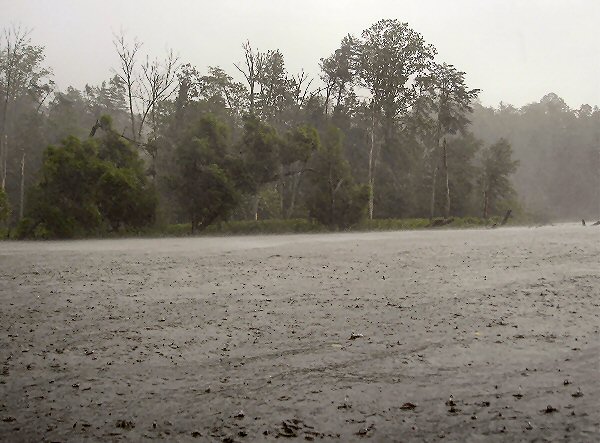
[2,0,599,109]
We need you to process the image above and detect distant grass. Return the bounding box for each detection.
[203,219,327,235]
[2,215,523,240]
[156,216,504,237]
[355,216,501,231]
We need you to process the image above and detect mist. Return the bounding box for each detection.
[1,2,599,239]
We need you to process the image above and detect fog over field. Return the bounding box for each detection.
[1,0,599,236]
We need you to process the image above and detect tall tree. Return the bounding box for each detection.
[320,35,357,117]
[356,19,436,219]
[0,25,52,191]
[239,115,282,218]
[0,26,52,226]
[423,63,479,218]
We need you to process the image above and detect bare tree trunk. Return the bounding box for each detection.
[368,106,375,220]
[482,189,489,219]
[128,91,136,142]
[278,165,285,217]
[323,80,332,116]
[113,33,141,142]
[19,150,25,220]
[253,194,259,221]
[287,169,303,219]
[442,138,451,218]
[1,82,9,191]
[234,41,259,115]
[0,135,6,191]
[429,164,438,221]
[0,46,12,192]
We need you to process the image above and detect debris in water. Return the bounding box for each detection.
[356,423,374,435]
[115,419,135,429]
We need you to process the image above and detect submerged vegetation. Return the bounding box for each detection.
[1,20,597,239]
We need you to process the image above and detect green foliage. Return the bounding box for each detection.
[282,125,319,165]
[358,19,436,121]
[172,114,240,232]
[0,187,10,224]
[305,126,369,228]
[480,138,519,217]
[19,134,156,238]
[240,115,281,191]
[2,20,542,236]
[356,216,497,231]
[96,167,157,231]
[203,218,325,235]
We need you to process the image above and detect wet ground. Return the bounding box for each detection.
[1,224,599,442]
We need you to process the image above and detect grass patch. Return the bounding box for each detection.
[3,215,524,240]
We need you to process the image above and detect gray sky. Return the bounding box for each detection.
[2,0,599,109]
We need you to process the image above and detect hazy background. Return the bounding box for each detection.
[2,0,599,108]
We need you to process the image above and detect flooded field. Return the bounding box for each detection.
[1,225,599,441]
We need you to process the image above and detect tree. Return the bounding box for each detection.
[21,136,105,237]
[480,138,519,218]
[279,125,320,217]
[239,115,282,218]
[94,117,157,230]
[356,19,437,219]
[113,32,141,142]
[172,114,239,232]
[305,125,368,228]
[320,35,357,116]
[234,41,261,115]
[113,32,179,181]
[20,124,157,238]
[255,48,291,124]
[234,42,296,127]
[198,66,248,122]
[84,75,128,117]
[422,63,479,219]
[0,25,52,223]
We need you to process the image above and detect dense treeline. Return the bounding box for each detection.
[1,20,597,238]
